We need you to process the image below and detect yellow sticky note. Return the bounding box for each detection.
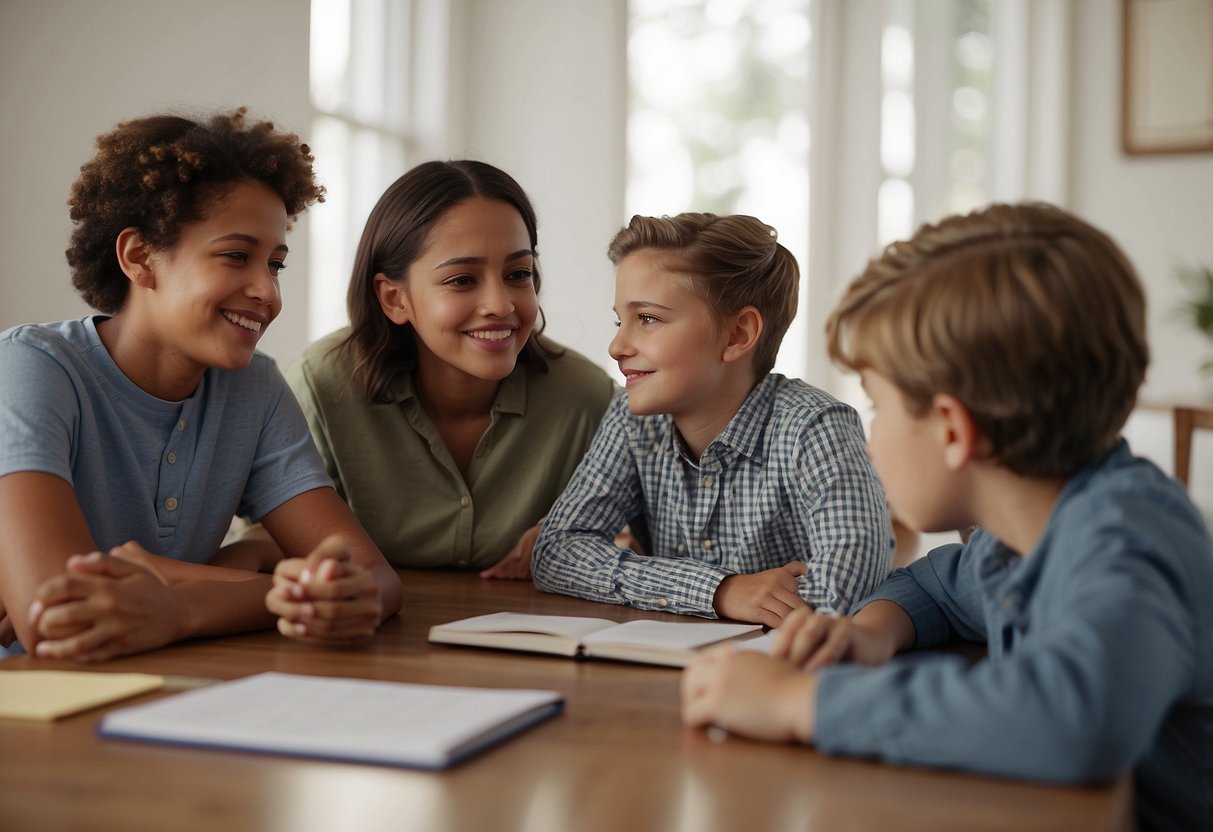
[0,670,164,721]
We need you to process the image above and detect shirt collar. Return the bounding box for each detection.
[704,373,778,463]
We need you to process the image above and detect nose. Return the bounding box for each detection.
[479,277,515,317]
[246,265,281,309]
[608,325,633,361]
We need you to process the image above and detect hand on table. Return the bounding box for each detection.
[681,646,816,743]
[771,606,899,671]
[480,522,540,580]
[267,535,382,644]
[712,561,809,628]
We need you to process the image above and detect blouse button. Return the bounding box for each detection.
[167,452,177,465]
[460,495,471,508]
[165,497,179,511]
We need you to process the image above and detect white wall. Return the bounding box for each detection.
[450,0,627,371]
[0,0,313,362]
[1070,0,1213,513]
[1070,0,1213,398]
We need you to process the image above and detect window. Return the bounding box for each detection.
[878,0,993,246]
[308,0,414,340]
[626,0,813,380]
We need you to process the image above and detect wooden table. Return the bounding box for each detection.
[0,571,1133,832]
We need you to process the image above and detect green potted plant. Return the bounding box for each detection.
[1177,264,1213,373]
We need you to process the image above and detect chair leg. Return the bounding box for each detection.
[1175,409,1194,488]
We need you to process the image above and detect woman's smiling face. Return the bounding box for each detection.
[387,197,538,385]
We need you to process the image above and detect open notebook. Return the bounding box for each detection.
[428,612,762,667]
[98,671,563,769]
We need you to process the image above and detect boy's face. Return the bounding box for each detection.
[610,250,731,419]
[861,369,969,534]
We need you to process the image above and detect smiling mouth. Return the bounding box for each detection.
[222,311,263,333]
[465,329,514,342]
[621,369,654,382]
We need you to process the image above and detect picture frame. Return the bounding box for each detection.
[1121,0,1213,155]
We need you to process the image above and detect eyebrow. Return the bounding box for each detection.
[612,300,674,316]
[212,233,289,254]
[433,249,534,270]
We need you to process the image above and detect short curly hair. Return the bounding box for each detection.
[66,107,325,313]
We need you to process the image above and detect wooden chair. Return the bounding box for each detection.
[1174,403,1213,488]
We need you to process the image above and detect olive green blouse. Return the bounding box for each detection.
[286,329,616,569]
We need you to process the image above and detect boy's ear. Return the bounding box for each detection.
[931,393,989,470]
[720,306,763,364]
[374,273,412,325]
[115,227,155,288]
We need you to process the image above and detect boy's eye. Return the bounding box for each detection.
[638,313,659,325]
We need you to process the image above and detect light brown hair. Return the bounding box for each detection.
[826,202,1149,478]
[607,213,799,377]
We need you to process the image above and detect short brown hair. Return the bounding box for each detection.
[67,107,325,314]
[607,212,799,377]
[826,202,1149,478]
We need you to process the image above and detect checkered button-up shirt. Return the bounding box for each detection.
[532,374,893,617]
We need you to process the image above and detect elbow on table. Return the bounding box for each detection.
[529,539,559,592]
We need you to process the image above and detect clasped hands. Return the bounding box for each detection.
[265,535,383,644]
[18,535,381,661]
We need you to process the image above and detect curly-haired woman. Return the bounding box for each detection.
[0,108,402,661]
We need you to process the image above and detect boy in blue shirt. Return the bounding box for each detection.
[532,213,892,626]
[681,202,1213,831]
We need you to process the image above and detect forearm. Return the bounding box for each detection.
[172,576,278,639]
[851,599,917,657]
[210,525,285,573]
[534,531,729,615]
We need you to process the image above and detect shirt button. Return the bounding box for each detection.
[460,495,471,508]
[176,420,185,431]
[167,452,177,464]
[657,599,668,608]
[702,540,713,550]
[702,476,715,487]
[678,543,686,552]
[165,497,179,511]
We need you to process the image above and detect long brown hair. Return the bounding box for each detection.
[343,160,549,403]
